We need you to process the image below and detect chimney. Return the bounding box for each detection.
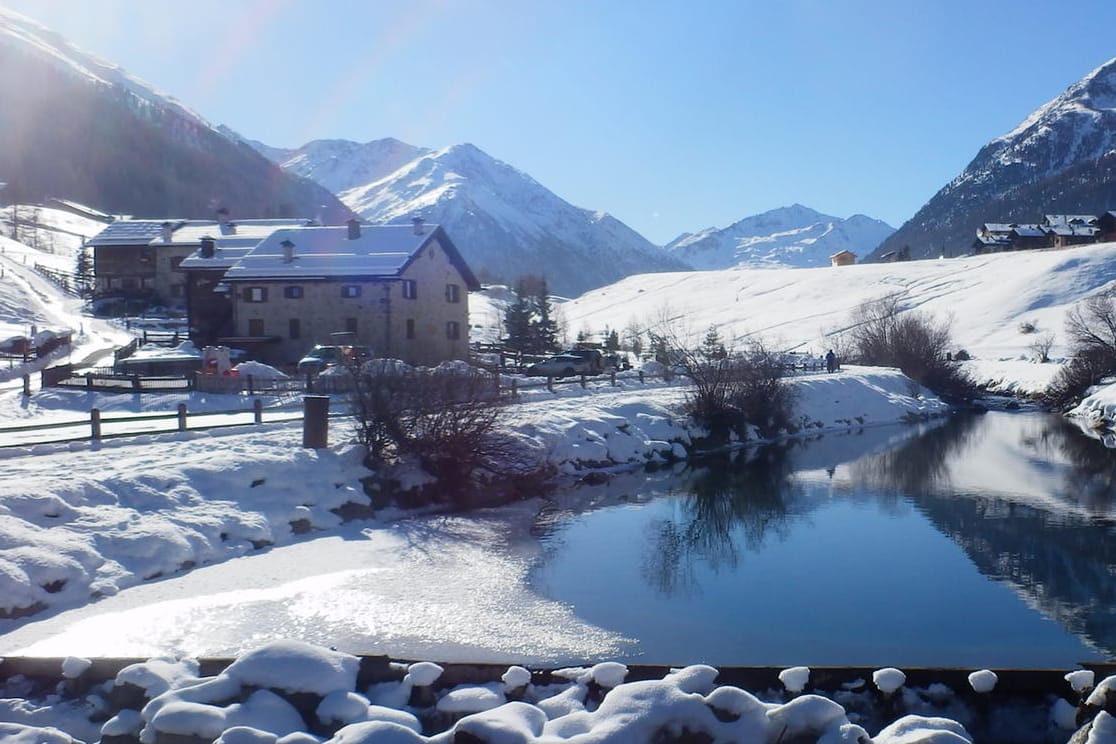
[161,221,174,243]
[200,236,216,258]
[347,219,362,240]
[281,239,295,263]
[412,216,425,236]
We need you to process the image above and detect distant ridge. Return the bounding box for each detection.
[666,204,894,269]
[873,55,1116,261]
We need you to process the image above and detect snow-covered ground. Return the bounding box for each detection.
[5,210,1116,742]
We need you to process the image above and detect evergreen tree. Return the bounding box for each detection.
[74,245,94,298]
[604,328,621,352]
[503,280,535,353]
[700,326,727,360]
[532,277,559,353]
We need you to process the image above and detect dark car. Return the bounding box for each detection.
[297,345,371,375]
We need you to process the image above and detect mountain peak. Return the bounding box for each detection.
[874,54,1116,261]
[667,206,894,270]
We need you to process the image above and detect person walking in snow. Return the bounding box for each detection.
[825,350,837,374]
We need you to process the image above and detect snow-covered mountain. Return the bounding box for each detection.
[247,137,432,195]
[252,138,689,296]
[666,204,895,270]
[874,55,1116,261]
[0,9,352,222]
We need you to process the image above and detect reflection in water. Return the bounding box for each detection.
[642,447,797,597]
[531,412,1116,664]
[848,413,984,495]
[1025,417,1116,514]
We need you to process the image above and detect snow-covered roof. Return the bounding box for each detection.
[979,223,1015,234]
[1044,224,1099,237]
[151,219,314,247]
[220,223,479,287]
[86,220,182,246]
[1043,214,1097,226]
[829,249,856,259]
[1009,225,1045,238]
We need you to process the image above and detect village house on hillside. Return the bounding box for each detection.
[89,214,481,367]
[182,217,480,367]
[972,213,1102,254]
[87,211,312,308]
[830,249,856,267]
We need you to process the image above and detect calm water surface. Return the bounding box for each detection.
[528,411,1116,667]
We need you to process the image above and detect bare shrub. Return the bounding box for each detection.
[847,296,976,402]
[1028,332,1055,363]
[350,360,516,495]
[1046,292,1116,409]
[654,322,796,440]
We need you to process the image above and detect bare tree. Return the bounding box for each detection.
[1028,332,1055,363]
[1047,292,1116,408]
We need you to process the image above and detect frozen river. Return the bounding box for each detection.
[0,503,633,663]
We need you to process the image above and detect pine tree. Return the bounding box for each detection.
[503,281,534,353]
[604,328,620,352]
[75,245,94,298]
[532,277,559,353]
[700,326,727,360]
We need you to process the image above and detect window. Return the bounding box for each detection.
[289,318,301,339]
[341,285,361,298]
[248,318,265,336]
[401,279,417,299]
[345,317,358,334]
[245,287,268,303]
[284,286,304,299]
[446,321,460,340]
[406,318,415,340]
[445,283,460,303]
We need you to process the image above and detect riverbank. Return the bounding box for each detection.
[0,365,945,624]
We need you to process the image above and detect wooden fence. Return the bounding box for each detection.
[0,399,320,449]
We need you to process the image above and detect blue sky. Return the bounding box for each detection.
[6,0,1116,245]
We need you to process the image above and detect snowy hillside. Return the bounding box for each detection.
[667,204,895,270]
[0,9,351,221]
[321,142,689,296]
[558,242,1116,363]
[875,55,1116,261]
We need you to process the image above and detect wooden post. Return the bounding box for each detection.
[610,371,616,386]
[22,374,30,396]
[85,373,93,389]
[303,395,330,448]
[511,378,518,397]
[547,376,554,392]
[177,403,187,432]
[90,408,101,440]
[247,375,255,396]
[639,371,645,384]
[580,374,587,389]
[254,398,263,424]
[132,375,141,391]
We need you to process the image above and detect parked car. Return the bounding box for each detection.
[297,345,371,375]
[524,353,597,377]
